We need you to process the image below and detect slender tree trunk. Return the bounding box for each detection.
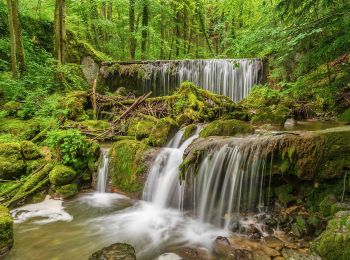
[54,0,66,65]
[107,1,112,20]
[7,0,17,78]
[129,0,136,60]
[196,2,213,54]
[12,0,26,74]
[141,0,149,60]
[175,11,180,57]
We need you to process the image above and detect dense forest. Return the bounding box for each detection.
[0,0,350,259]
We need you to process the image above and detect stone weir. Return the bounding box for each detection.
[98,59,264,101]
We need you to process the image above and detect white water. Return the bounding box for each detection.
[96,148,110,193]
[142,59,262,101]
[142,127,201,209]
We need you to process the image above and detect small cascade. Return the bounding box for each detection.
[184,139,269,230]
[142,127,201,209]
[141,59,262,101]
[96,148,110,193]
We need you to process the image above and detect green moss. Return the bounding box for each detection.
[312,211,350,260]
[3,101,21,116]
[274,184,296,206]
[338,108,350,122]
[55,183,78,199]
[200,119,254,138]
[183,124,197,140]
[127,117,156,140]
[251,104,289,126]
[20,141,42,160]
[0,142,25,179]
[146,117,178,147]
[58,91,88,121]
[109,140,149,193]
[319,194,337,217]
[79,120,110,131]
[49,165,77,186]
[331,203,350,216]
[0,206,13,257]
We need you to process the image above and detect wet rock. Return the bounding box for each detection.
[284,118,297,128]
[281,248,320,260]
[200,119,254,138]
[0,206,13,258]
[264,236,284,249]
[156,253,182,260]
[49,165,77,186]
[173,246,212,259]
[89,243,136,260]
[214,236,252,259]
[312,211,350,260]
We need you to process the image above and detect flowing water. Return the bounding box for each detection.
[140,59,263,101]
[96,148,110,193]
[7,126,229,260]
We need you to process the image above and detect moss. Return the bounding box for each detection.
[0,206,13,257]
[146,117,178,147]
[109,140,149,193]
[312,211,350,260]
[127,117,156,140]
[251,104,289,126]
[89,243,136,260]
[183,124,197,140]
[79,120,110,131]
[331,203,350,216]
[3,101,21,116]
[200,119,254,138]
[0,142,25,179]
[49,165,77,186]
[319,194,337,217]
[20,141,42,160]
[58,91,88,121]
[55,183,78,199]
[274,184,296,206]
[338,108,350,122]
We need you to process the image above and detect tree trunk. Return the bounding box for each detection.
[129,0,136,60]
[7,0,17,78]
[195,1,213,55]
[12,0,26,74]
[141,0,149,60]
[107,1,112,20]
[54,0,66,65]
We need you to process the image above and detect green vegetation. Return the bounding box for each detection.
[199,119,254,138]
[49,165,77,186]
[0,206,13,257]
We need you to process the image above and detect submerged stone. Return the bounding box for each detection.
[89,243,136,260]
[0,206,13,257]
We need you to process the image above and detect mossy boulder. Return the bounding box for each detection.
[183,124,198,140]
[49,165,77,186]
[127,116,156,140]
[274,184,296,206]
[0,206,13,257]
[89,243,136,260]
[58,91,88,121]
[109,140,149,194]
[3,101,21,116]
[200,119,254,138]
[312,211,350,260]
[55,183,78,199]
[251,104,289,126]
[0,142,25,179]
[20,141,42,160]
[146,117,178,147]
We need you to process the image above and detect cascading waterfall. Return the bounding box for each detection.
[96,148,110,193]
[141,59,263,101]
[142,127,202,209]
[184,139,270,230]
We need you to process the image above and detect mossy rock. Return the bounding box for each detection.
[49,165,77,186]
[58,91,88,121]
[319,194,337,217]
[89,243,136,260]
[109,140,149,194]
[55,183,78,199]
[183,124,197,140]
[3,101,21,116]
[0,142,25,179]
[127,117,156,140]
[200,119,254,138]
[274,184,296,206]
[0,206,13,257]
[251,104,290,126]
[20,141,42,160]
[312,211,350,260]
[146,117,178,147]
[338,108,350,122]
[79,120,110,131]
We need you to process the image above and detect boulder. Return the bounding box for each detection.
[0,206,13,257]
[200,119,254,138]
[20,141,42,160]
[55,183,78,199]
[49,165,77,186]
[0,142,25,179]
[89,243,136,260]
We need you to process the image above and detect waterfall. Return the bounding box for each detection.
[142,127,201,209]
[185,139,269,230]
[141,59,262,101]
[96,148,110,193]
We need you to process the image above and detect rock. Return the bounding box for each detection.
[156,253,182,260]
[319,194,337,217]
[312,211,350,260]
[20,141,42,160]
[146,117,179,147]
[274,184,296,206]
[89,243,136,260]
[264,236,285,249]
[49,165,77,186]
[214,236,252,259]
[0,142,25,179]
[3,101,21,116]
[284,118,297,128]
[183,124,198,140]
[330,202,350,216]
[55,183,78,199]
[200,119,254,138]
[58,91,88,121]
[0,206,13,257]
[173,247,212,260]
[282,248,320,260]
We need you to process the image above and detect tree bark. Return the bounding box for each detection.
[7,0,17,78]
[141,0,149,60]
[54,0,67,65]
[12,0,26,74]
[129,0,136,60]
